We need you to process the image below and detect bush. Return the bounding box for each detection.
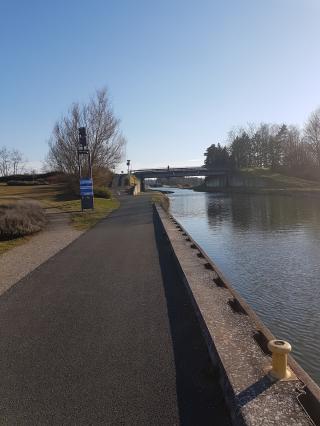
[94,186,112,199]
[0,201,46,240]
[60,172,114,198]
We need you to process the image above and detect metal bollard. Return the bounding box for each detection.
[267,339,292,379]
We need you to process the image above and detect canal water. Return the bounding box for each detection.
[163,187,320,386]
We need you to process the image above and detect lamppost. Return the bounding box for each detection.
[127,160,131,184]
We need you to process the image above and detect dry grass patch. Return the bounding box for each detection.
[151,192,170,211]
[0,183,70,204]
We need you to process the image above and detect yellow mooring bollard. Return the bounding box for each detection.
[267,340,292,379]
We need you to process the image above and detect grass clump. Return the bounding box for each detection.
[0,201,46,240]
[93,186,112,199]
[151,192,170,211]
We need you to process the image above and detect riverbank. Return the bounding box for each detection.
[195,168,320,196]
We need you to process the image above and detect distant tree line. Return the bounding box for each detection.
[204,107,320,181]
[0,147,25,176]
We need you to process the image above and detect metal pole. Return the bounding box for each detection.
[127,160,131,185]
[88,151,94,209]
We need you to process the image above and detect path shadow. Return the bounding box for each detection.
[153,211,231,426]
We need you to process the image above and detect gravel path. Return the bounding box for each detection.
[0,208,83,296]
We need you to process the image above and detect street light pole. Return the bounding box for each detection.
[127,159,131,184]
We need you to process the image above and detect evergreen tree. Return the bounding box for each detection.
[204,143,230,168]
[229,132,251,168]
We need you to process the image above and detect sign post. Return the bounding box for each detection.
[77,127,94,210]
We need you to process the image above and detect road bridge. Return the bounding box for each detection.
[133,166,228,179]
[131,166,229,191]
[112,167,229,192]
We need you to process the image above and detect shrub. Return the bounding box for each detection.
[0,201,46,240]
[57,170,114,197]
[94,186,112,199]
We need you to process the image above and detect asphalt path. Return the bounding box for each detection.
[0,194,230,425]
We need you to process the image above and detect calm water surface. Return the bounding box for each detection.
[164,187,320,385]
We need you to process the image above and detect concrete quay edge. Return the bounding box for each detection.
[154,204,320,426]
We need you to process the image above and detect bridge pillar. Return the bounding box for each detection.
[141,178,145,192]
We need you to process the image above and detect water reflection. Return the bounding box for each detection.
[167,188,320,385]
[206,193,320,232]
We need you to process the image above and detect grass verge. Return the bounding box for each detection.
[53,197,120,230]
[0,236,30,256]
[151,191,170,211]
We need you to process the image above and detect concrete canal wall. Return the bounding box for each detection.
[205,173,267,189]
[154,205,320,426]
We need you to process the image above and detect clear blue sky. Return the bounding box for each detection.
[1,0,320,172]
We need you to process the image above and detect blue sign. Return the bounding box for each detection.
[80,178,93,196]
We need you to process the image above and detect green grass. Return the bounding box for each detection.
[197,168,320,194]
[54,197,120,230]
[151,192,170,211]
[240,168,320,189]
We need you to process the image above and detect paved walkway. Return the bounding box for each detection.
[0,194,230,425]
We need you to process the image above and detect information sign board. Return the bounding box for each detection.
[80,179,93,196]
[80,178,94,209]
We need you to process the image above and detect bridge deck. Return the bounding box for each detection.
[132,166,229,178]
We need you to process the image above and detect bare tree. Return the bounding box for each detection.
[10,149,25,174]
[0,147,26,177]
[0,147,12,176]
[46,88,126,176]
[304,107,320,166]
